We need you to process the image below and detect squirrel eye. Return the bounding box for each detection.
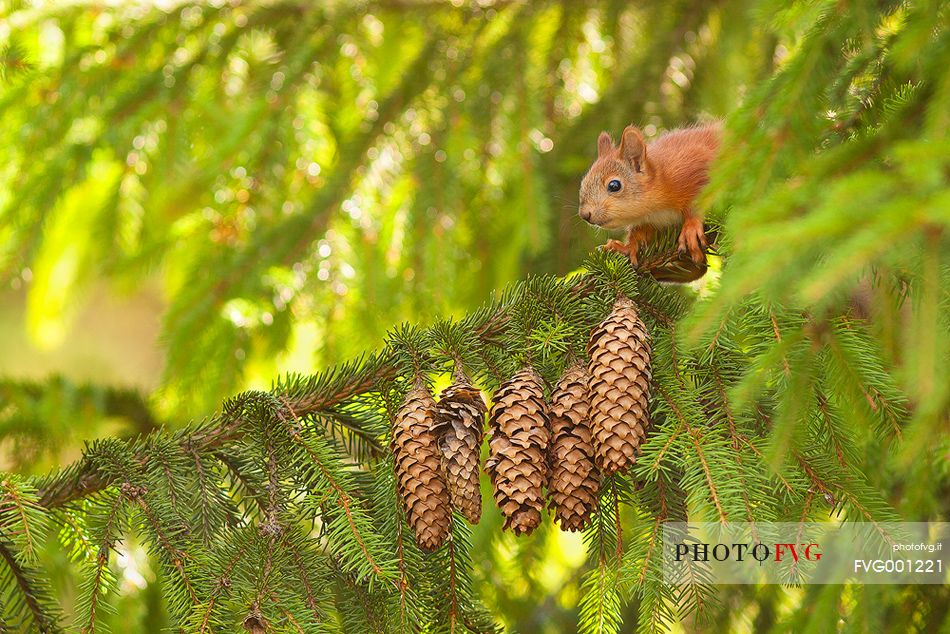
[607,179,622,193]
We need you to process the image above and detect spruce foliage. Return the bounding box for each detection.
[0,0,948,631]
[0,247,938,631]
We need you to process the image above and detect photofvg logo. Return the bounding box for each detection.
[673,540,823,565]
[661,523,949,585]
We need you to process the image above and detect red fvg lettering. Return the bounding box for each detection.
[775,543,797,562]
[774,544,823,562]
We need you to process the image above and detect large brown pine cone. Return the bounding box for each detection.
[392,379,452,550]
[587,296,652,475]
[434,371,487,524]
[548,363,600,531]
[485,367,550,535]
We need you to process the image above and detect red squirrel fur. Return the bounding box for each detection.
[578,122,721,265]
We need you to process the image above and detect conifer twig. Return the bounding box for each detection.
[0,538,56,633]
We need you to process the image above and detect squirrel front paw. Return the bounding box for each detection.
[677,217,708,264]
[603,239,639,266]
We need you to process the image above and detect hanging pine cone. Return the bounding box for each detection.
[485,367,550,536]
[392,379,452,551]
[434,370,487,524]
[548,363,600,531]
[587,296,652,476]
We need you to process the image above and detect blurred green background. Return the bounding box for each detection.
[1,0,762,452]
[1,0,946,631]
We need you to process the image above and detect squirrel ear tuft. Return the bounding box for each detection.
[597,132,613,157]
[619,125,646,172]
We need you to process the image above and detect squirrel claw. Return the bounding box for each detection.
[676,242,705,264]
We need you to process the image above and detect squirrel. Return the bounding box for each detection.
[578,122,721,265]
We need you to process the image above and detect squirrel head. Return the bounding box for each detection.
[578,125,652,229]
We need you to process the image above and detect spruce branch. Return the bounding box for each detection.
[128,488,199,609]
[30,265,607,514]
[35,357,391,510]
[277,398,397,584]
[77,492,126,633]
[285,538,325,623]
[0,537,61,633]
[684,423,727,524]
[0,477,46,566]
[192,543,248,633]
[578,480,623,634]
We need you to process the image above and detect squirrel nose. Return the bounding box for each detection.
[579,208,592,221]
